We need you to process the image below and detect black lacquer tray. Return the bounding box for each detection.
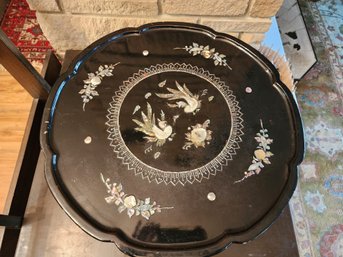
[41,22,304,256]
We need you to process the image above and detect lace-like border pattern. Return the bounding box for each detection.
[106,63,244,186]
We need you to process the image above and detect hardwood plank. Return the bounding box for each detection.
[0,71,32,213]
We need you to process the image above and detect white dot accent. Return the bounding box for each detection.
[245,87,252,93]
[84,136,92,144]
[207,192,216,201]
[142,50,149,56]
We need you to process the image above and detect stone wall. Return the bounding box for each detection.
[27,0,283,54]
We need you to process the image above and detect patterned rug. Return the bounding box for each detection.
[0,0,53,71]
[289,0,343,256]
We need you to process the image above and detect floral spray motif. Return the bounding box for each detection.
[174,42,232,70]
[79,63,120,111]
[101,173,173,220]
[235,119,273,183]
[132,102,174,147]
[183,120,213,150]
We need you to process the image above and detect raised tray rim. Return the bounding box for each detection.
[40,22,304,256]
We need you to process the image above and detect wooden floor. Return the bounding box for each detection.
[0,71,32,213]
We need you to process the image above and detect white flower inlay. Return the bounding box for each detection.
[235,119,273,183]
[175,42,232,70]
[183,120,212,150]
[101,173,173,220]
[79,63,120,111]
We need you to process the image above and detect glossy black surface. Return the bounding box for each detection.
[120,72,231,172]
[40,23,304,256]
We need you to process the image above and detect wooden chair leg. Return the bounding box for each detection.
[0,29,51,99]
[0,99,44,257]
[0,38,61,256]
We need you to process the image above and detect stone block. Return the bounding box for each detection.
[227,32,240,38]
[200,18,271,33]
[27,0,60,12]
[162,0,249,16]
[36,13,198,52]
[62,0,158,16]
[240,32,265,44]
[249,0,284,17]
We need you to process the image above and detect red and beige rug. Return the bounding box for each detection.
[0,0,54,71]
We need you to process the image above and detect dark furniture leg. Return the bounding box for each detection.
[0,0,10,21]
[0,215,22,229]
[0,32,61,257]
[0,29,50,99]
[0,100,44,257]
